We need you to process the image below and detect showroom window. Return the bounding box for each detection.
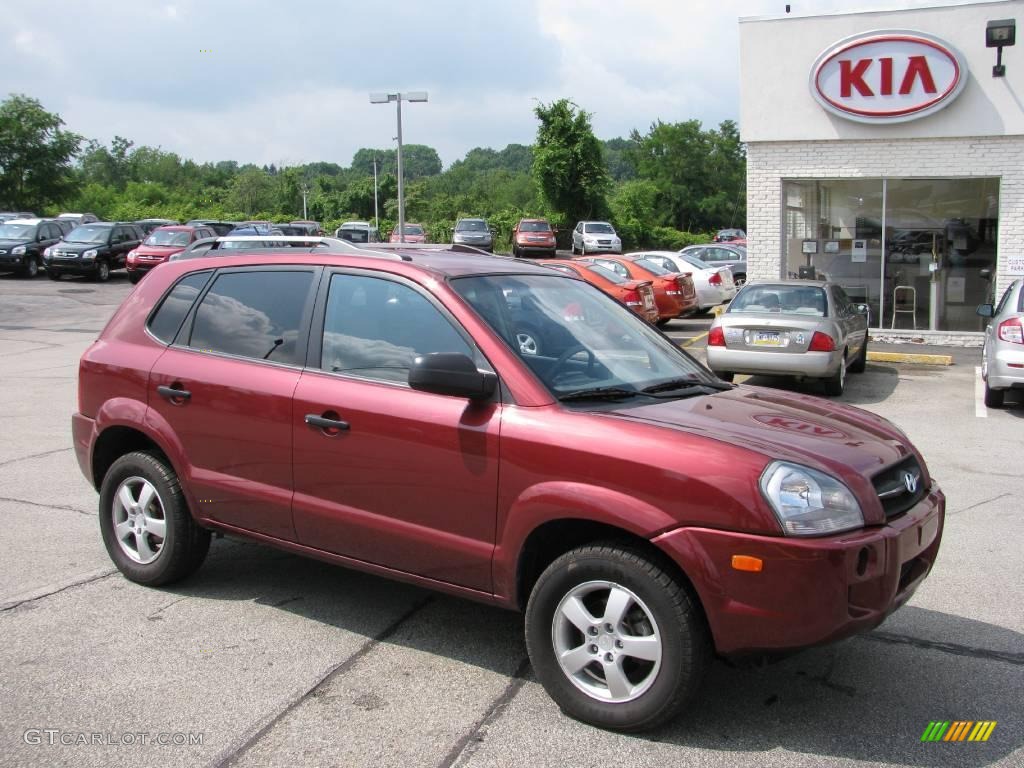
[783,178,998,332]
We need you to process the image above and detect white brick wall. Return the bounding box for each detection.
[746,136,1023,305]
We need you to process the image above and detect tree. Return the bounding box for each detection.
[228,168,275,216]
[532,99,610,226]
[0,95,81,209]
[351,144,442,180]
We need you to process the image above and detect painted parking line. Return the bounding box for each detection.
[975,366,987,418]
[680,332,708,348]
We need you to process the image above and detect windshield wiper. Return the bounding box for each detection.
[557,386,640,402]
[641,378,734,394]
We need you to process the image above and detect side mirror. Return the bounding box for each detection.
[855,303,869,315]
[976,303,994,318]
[409,353,497,400]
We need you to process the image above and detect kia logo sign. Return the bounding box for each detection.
[810,30,967,124]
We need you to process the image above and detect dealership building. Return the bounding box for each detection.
[740,0,1022,344]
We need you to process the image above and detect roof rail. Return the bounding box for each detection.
[209,235,410,261]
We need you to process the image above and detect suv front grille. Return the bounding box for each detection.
[872,455,926,519]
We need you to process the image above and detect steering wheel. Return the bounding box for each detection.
[549,344,597,383]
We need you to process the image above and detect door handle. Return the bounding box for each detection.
[157,384,191,401]
[305,413,350,432]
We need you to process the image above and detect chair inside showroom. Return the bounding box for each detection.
[892,285,917,329]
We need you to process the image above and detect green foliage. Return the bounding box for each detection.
[11,92,744,252]
[532,99,610,226]
[0,94,82,210]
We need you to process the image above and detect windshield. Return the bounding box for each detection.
[0,223,35,239]
[66,225,110,244]
[584,223,614,234]
[452,275,713,399]
[729,285,827,316]
[584,263,627,284]
[520,221,551,232]
[400,225,424,235]
[675,253,708,270]
[456,220,488,232]
[144,230,191,247]
[339,230,369,243]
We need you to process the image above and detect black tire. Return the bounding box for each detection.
[21,255,39,278]
[733,274,746,287]
[512,245,519,258]
[655,318,671,328]
[95,259,111,282]
[47,269,62,281]
[984,381,1005,408]
[823,353,847,396]
[715,372,735,383]
[525,544,709,732]
[129,272,142,285]
[98,450,211,586]
[849,339,868,373]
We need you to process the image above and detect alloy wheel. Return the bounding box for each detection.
[111,476,167,564]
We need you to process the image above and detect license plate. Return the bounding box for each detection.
[643,293,655,309]
[752,331,781,346]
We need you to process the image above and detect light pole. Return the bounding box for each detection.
[370,91,428,243]
[372,154,379,232]
[301,186,309,220]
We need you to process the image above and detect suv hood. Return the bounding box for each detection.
[609,385,914,481]
[0,237,32,246]
[135,244,185,256]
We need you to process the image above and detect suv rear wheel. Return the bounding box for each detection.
[95,258,111,282]
[98,451,210,586]
[525,544,709,732]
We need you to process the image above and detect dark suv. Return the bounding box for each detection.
[0,218,64,277]
[45,222,144,281]
[74,244,944,731]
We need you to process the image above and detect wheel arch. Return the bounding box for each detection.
[91,425,170,490]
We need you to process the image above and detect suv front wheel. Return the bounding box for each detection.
[525,544,709,732]
[98,451,211,586]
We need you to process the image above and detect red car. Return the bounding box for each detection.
[389,223,428,243]
[126,225,217,284]
[513,218,557,258]
[74,245,943,732]
[580,255,698,326]
[539,258,658,324]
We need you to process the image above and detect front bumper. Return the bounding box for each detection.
[45,256,100,274]
[706,347,842,378]
[0,253,28,269]
[515,242,557,256]
[653,485,945,655]
[581,241,620,253]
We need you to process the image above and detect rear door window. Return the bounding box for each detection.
[148,272,213,344]
[188,270,315,365]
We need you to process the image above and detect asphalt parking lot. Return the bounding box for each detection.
[0,270,1021,768]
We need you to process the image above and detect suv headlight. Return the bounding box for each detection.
[759,461,863,536]
[83,249,97,259]
[12,245,26,255]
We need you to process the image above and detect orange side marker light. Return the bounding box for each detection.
[732,555,763,572]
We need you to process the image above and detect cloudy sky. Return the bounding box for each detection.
[1,0,943,168]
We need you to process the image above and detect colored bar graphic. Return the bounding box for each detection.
[922,720,996,742]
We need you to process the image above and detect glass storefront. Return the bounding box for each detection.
[783,178,999,331]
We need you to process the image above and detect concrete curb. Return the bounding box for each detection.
[866,351,953,366]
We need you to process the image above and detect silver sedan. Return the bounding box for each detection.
[706,280,869,396]
[977,278,1024,408]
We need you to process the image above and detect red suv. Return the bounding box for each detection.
[74,245,944,732]
[127,225,217,283]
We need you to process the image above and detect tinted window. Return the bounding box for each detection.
[730,285,828,316]
[189,270,314,365]
[148,272,213,344]
[320,274,473,383]
[585,263,627,284]
[633,258,671,276]
[593,259,629,279]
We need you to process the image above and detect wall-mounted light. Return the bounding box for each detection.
[986,18,1015,77]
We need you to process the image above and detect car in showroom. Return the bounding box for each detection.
[43,222,144,281]
[571,221,622,255]
[539,258,659,324]
[580,255,697,326]
[389,223,428,244]
[706,280,869,396]
[73,243,944,732]
[452,217,494,252]
[512,218,557,258]
[680,243,748,286]
[626,251,735,312]
[977,279,1024,408]
[126,225,218,283]
[0,218,64,277]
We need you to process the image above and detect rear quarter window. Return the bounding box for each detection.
[147,272,213,344]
